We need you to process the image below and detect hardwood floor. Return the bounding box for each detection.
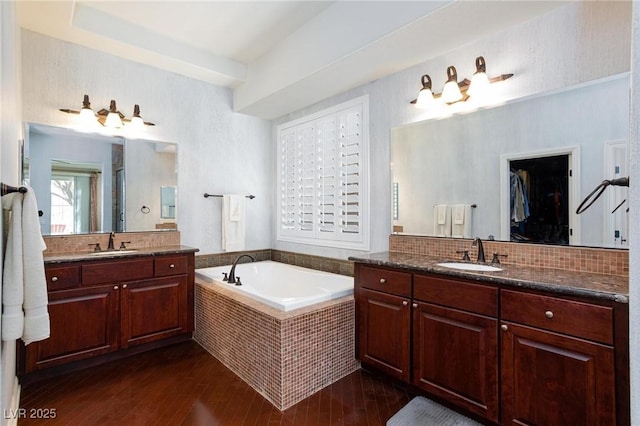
[18,341,414,425]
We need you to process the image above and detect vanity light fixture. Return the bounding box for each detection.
[415,75,435,108]
[467,56,491,99]
[78,94,96,125]
[410,56,513,107]
[59,95,156,128]
[100,100,124,128]
[441,66,463,103]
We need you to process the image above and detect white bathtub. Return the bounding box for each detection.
[195,261,353,311]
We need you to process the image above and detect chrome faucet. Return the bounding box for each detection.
[108,232,116,250]
[227,254,255,285]
[472,237,486,263]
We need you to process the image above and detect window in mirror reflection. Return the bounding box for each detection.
[160,186,176,219]
[49,161,102,234]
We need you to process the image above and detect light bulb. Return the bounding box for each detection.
[441,66,462,103]
[416,88,434,109]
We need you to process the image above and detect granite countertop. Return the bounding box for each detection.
[349,252,629,304]
[44,245,199,264]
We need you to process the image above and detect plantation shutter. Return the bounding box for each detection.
[277,96,369,249]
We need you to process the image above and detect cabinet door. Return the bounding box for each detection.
[357,288,411,381]
[120,275,188,348]
[501,322,616,426]
[412,302,499,422]
[24,285,119,372]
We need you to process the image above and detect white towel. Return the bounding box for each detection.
[451,204,473,238]
[222,194,246,251]
[2,187,50,344]
[432,204,451,237]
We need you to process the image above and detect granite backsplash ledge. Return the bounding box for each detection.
[389,234,628,277]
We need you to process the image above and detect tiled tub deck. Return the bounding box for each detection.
[194,279,359,410]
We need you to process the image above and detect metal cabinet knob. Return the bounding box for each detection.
[545,311,554,319]
[501,324,508,331]
[51,276,58,282]
[379,278,386,284]
[402,301,408,306]
[122,284,128,289]
[170,264,175,268]
[114,285,119,290]
[412,303,418,308]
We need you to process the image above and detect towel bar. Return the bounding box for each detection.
[204,193,255,199]
[1,183,27,196]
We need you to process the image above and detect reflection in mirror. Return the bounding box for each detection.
[24,123,177,235]
[391,74,629,248]
[160,186,176,219]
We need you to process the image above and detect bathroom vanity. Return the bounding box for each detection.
[19,247,197,383]
[352,254,629,426]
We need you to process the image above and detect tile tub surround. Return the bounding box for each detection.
[195,249,354,276]
[43,230,181,255]
[390,234,628,277]
[194,280,359,410]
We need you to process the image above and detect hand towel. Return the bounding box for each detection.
[432,204,451,237]
[229,195,244,222]
[222,194,246,251]
[2,186,50,344]
[451,204,473,238]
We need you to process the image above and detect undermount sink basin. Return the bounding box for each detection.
[437,262,503,272]
[88,250,139,256]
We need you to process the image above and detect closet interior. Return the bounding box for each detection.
[510,154,570,245]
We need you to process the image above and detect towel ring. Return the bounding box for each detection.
[140,205,151,214]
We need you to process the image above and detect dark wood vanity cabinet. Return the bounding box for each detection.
[354,263,628,426]
[356,266,412,381]
[412,275,499,422]
[500,289,617,425]
[21,252,194,379]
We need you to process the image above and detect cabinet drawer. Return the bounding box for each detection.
[45,265,81,291]
[358,266,411,297]
[82,258,154,285]
[414,274,497,317]
[501,289,613,345]
[154,255,187,277]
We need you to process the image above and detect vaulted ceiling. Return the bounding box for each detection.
[17,1,566,119]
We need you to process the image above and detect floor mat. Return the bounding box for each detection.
[386,396,482,426]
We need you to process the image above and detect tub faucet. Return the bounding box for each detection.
[228,254,255,285]
[472,237,486,263]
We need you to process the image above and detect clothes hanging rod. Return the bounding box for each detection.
[1,183,27,196]
[204,193,255,199]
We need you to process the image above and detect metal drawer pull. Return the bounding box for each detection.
[545,311,554,319]
[51,276,58,282]
[501,324,508,331]
[379,278,386,284]
[402,301,408,306]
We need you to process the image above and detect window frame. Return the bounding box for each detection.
[276,95,370,250]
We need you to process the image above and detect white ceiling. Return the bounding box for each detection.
[17,1,567,119]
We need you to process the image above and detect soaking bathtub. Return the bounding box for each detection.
[195,260,354,311]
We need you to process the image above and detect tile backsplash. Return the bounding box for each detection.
[390,235,628,277]
[43,231,181,255]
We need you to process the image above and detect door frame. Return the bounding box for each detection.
[499,146,580,245]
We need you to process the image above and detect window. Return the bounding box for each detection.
[277,96,369,250]
[50,161,102,234]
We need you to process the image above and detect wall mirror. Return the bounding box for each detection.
[23,123,178,236]
[391,74,629,248]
